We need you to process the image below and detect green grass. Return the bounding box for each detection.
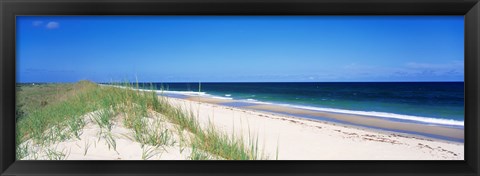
[149,96,268,160]
[93,109,114,132]
[68,116,85,140]
[16,81,100,145]
[16,80,272,160]
[141,146,163,160]
[132,117,175,147]
[16,83,78,119]
[45,147,69,160]
[100,131,118,154]
[190,144,212,160]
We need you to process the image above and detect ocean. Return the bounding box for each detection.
[129,82,464,127]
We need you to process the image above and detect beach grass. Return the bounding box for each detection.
[16,81,98,146]
[131,117,176,147]
[149,90,268,160]
[141,146,162,160]
[93,109,114,132]
[16,80,270,160]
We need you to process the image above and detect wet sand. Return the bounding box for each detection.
[183,95,463,142]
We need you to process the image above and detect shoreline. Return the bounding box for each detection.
[164,95,464,160]
[104,84,464,127]
[104,85,465,142]
[175,94,464,143]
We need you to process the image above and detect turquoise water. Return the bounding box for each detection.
[129,82,464,126]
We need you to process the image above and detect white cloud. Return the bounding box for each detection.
[32,21,44,27]
[45,21,60,29]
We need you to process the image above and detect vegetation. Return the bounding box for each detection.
[16,81,270,160]
[16,81,96,146]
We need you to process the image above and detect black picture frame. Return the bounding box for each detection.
[1,0,479,175]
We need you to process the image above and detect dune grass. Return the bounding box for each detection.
[16,81,98,146]
[148,90,268,160]
[16,83,80,119]
[16,81,269,160]
[93,109,115,132]
[132,117,175,148]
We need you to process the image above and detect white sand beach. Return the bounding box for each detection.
[19,95,464,160]
[167,97,464,160]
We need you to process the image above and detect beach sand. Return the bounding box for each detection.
[19,95,464,160]
[168,97,464,160]
[20,110,196,160]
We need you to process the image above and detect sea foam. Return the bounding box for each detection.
[113,85,464,127]
[220,95,464,127]
[275,103,464,127]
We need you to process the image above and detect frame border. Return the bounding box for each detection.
[1,0,479,175]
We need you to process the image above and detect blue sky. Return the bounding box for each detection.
[16,16,464,83]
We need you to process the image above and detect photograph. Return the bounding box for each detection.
[15,16,464,160]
